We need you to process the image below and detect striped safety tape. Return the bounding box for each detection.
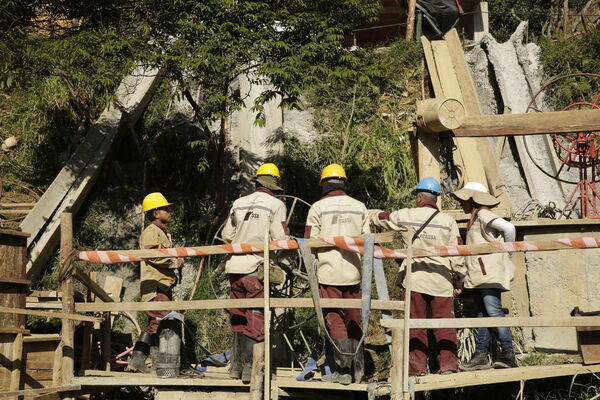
[76,236,600,264]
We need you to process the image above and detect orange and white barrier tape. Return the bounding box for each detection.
[77,236,600,264]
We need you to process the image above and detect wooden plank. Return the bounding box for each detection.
[0,385,80,398]
[0,204,35,208]
[381,316,600,329]
[74,375,246,387]
[23,334,61,343]
[102,276,123,303]
[430,38,488,187]
[0,229,29,238]
[0,277,30,285]
[72,268,113,303]
[452,109,600,136]
[75,298,405,313]
[389,328,404,400]
[262,230,270,400]
[22,67,164,280]
[412,363,600,392]
[26,302,62,309]
[51,341,62,386]
[60,213,75,393]
[9,333,23,394]
[473,1,489,41]
[421,36,443,97]
[445,28,512,210]
[250,342,265,400]
[0,307,100,323]
[101,313,111,371]
[0,328,29,334]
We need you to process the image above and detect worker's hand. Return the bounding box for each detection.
[453,287,463,297]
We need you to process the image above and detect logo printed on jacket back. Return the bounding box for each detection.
[331,214,352,225]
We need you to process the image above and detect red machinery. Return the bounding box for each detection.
[524,73,600,219]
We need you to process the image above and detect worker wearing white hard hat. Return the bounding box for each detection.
[452,182,518,371]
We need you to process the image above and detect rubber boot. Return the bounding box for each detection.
[241,334,259,383]
[336,339,353,385]
[459,352,491,371]
[126,332,151,373]
[351,338,364,384]
[493,351,518,369]
[229,332,242,379]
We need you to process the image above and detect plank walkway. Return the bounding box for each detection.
[74,363,600,395]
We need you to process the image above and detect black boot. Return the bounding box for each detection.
[240,334,259,383]
[127,332,151,373]
[322,339,353,385]
[493,351,518,369]
[459,352,491,371]
[229,332,242,379]
[350,338,364,384]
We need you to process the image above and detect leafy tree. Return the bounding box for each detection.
[129,0,382,225]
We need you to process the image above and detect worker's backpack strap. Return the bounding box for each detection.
[411,209,440,243]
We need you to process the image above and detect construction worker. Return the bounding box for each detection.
[304,163,369,385]
[127,192,182,373]
[368,178,464,375]
[222,163,289,382]
[452,182,518,371]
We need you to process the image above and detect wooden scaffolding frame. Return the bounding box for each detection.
[3,212,600,399]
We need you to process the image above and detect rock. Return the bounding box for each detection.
[2,136,17,151]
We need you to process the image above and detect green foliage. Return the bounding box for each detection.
[539,27,600,110]
[487,0,558,41]
[282,40,422,210]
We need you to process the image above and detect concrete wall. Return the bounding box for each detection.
[523,226,600,352]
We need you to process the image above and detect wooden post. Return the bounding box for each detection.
[250,342,265,400]
[262,229,271,400]
[473,2,489,41]
[9,332,24,397]
[101,312,111,371]
[401,240,413,400]
[60,213,75,399]
[389,328,404,399]
[563,0,569,40]
[405,0,417,41]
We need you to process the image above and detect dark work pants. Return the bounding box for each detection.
[145,288,172,335]
[319,283,362,340]
[229,273,265,341]
[409,291,459,375]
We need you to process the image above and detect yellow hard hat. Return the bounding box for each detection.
[255,163,280,180]
[142,192,173,212]
[320,163,347,186]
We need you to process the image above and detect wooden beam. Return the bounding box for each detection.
[22,67,164,280]
[452,109,600,137]
[380,316,600,329]
[0,385,81,399]
[72,268,113,303]
[75,298,405,313]
[0,306,101,322]
[413,363,600,392]
[405,0,417,40]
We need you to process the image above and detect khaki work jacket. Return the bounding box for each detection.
[222,190,288,275]
[139,223,179,302]
[306,193,370,286]
[464,209,515,291]
[369,207,465,298]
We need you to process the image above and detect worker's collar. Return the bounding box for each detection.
[416,199,439,210]
[256,186,276,197]
[152,220,168,232]
[322,189,346,199]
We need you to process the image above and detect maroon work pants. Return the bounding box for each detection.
[319,284,362,340]
[229,273,265,341]
[409,291,458,375]
[145,288,172,335]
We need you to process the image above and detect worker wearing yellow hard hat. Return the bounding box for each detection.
[128,192,183,374]
[222,163,289,382]
[304,163,368,385]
